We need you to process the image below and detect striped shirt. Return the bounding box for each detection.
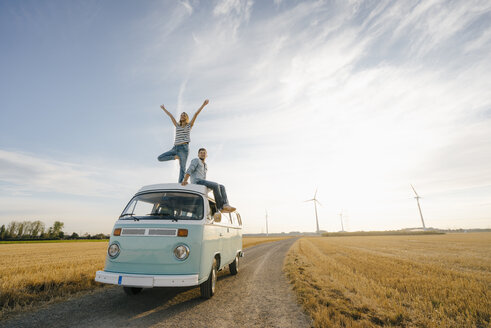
[174,123,191,145]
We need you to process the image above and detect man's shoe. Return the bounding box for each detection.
[221,205,236,213]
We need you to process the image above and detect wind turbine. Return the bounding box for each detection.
[265,209,269,237]
[411,184,426,230]
[339,211,345,232]
[305,188,321,234]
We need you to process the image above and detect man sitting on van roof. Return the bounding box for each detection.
[181,148,236,213]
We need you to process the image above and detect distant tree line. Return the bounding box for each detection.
[0,220,109,241]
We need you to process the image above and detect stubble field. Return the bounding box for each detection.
[284,233,491,328]
[0,236,288,320]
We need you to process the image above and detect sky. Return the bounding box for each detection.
[1,0,491,235]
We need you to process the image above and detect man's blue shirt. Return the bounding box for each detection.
[186,158,207,183]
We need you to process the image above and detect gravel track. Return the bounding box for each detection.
[1,238,312,328]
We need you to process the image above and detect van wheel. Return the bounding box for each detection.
[200,258,217,299]
[229,254,239,275]
[123,287,142,295]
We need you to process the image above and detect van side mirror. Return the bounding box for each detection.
[213,212,222,223]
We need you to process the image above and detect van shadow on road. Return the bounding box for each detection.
[1,270,237,328]
[95,272,237,327]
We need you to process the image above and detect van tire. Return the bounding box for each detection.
[229,254,239,275]
[200,258,217,299]
[123,287,142,296]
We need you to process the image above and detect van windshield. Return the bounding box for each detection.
[120,192,204,221]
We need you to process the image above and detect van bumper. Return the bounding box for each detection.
[95,271,199,287]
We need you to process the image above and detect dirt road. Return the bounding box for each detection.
[1,238,312,328]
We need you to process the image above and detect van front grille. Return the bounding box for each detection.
[148,229,177,236]
[121,228,145,236]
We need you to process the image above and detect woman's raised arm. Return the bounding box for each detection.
[160,104,178,127]
[190,99,209,127]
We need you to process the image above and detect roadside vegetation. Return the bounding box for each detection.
[284,233,491,328]
[0,220,108,241]
[0,239,108,244]
[0,236,286,320]
[322,230,444,237]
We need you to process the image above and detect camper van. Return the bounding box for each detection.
[95,183,243,298]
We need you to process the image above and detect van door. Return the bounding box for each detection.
[220,212,234,264]
[207,199,224,265]
[230,212,241,255]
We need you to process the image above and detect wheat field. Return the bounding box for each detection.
[0,236,285,319]
[0,241,107,319]
[284,233,491,328]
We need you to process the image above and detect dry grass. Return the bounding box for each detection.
[284,233,491,328]
[0,236,287,319]
[242,236,293,248]
[0,241,108,320]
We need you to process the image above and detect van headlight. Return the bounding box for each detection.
[108,243,120,258]
[173,245,190,261]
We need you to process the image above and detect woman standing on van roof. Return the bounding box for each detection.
[158,99,209,183]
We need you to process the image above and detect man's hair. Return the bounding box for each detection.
[198,148,207,153]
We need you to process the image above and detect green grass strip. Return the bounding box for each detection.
[322,230,444,237]
[0,239,109,244]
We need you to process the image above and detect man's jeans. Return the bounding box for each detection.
[158,143,189,183]
[195,179,229,210]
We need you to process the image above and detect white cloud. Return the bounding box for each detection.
[0,148,188,233]
[213,0,253,19]
[464,27,491,53]
[382,0,491,58]
[0,149,179,198]
[273,0,283,8]
[179,0,194,15]
[178,0,491,231]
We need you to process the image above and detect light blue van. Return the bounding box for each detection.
[95,183,243,298]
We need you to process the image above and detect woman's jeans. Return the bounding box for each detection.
[158,143,189,183]
[195,179,229,210]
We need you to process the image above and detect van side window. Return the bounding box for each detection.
[207,190,215,202]
[209,200,217,215]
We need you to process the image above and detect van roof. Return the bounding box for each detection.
[137,183,209,195]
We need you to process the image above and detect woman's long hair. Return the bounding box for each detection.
[179,112,190,126]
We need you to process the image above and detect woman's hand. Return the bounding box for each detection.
[160,104,177,127]
[190,99,209,127]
